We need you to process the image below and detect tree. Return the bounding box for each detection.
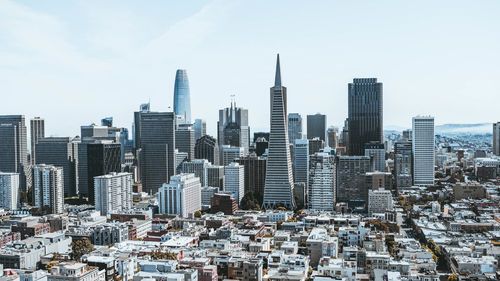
[240,192,261,210]
[194,210,202,218]
[447,274,458,281]
[70,238,95,261]
[151,249,177,260]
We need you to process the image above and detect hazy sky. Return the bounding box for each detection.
[1,0,499,137]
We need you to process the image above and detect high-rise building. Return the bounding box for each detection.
[175,149,188,174]
[221,145,244,166]
[86,142,121,204]
[182,159,210,186]
[134,111,176,193]
[0,172,19,210]
[32,164,64,214]
[35,137,79,197]
[201,186,218,207]
[412,116,435,186]
[175,124,195,161]
[308,138,325,155]
[288,113,302,142]
[307,114,327,141]
[224,162,245,204]
[293,139,309,187]
[206,166,224,191]
[394,140,412,188]
[30,117,45,165]
[194,135,219,165]
[262,54,295,209]
[364,142,385,172]
[101,117,113,127]
[173,69,191,124]
[158,173,201,218]
[255,137,268,157]
[235,155,267,200]
[494,122,500,156]
[308,152,336,212]
[211,193,238,215]
[0,115,28,191]
[94,172,133,216]
[347,78,383,156]
[368,189,392,215]
[218,101,250,153]
[336,156,373,209]
[365,172,392,190]
[327,127,338,149]
[193,119,206,141]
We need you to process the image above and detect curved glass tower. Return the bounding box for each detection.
[173,69,191,124]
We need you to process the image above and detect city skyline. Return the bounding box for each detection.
[2,1,500,138]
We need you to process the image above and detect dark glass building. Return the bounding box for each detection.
[348,78,383,156]
[236,154,267,202]
[194,135,219,165]
[307,113,326,141]
[87,142,121,204]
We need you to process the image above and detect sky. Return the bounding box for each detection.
[1,0,500,138]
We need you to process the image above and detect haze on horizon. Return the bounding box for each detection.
[1,0,499,138]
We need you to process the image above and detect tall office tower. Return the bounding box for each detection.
[182,159,210,186]
[101,117,113,127]
[364,142,385,172]
[308,138,325,155]
[402,129,412,141]
[288,113,303,142]
[0,172,19,210]
[494,122,500,156]
[308,152,336,212]
[0,115,28,191]
[134,111,176,193]
[207,165,225,190]
[221,145,244,166]
[368,189,392,215]
[94,172,133,216]
[30,117,45,165]
[262,54,295,209]
[173,69,191,124]
[412,116,435,186]
[255,137,268,157]
[194,135,219,165]
[347,78,383,156]
[224,162,245,204]
[307,114,327,141]
[218,101,250,153]
[86,142,121,204]
[235,155,267,200]
[175,149,189,174]
[175,124,195,161]
[32,164,64,214]
[158,173,201,218]
[193,119,207,141]
[327,127,338,149]
[293,139,309,187]
[394,140,412,188]
[201,186,218,207]
[335,156,373,209]
[35,137,79,197]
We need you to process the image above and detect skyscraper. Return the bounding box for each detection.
[224,162,245,204]
[364,142,385,172]
[293,139,309,187]
[193,119,206,141]
[194,135,219,165]
[494,122,500,156]
[32,164,64,214]
[235,155,267,200]
[182,159,210,186]
[206,165,225,191]
[94,172,133,216]
[175,124,195,161]
[87,142,121,204]
[30,117,45,165]
[262,54,295,209]
[158,173,201,218]
[288,113,302,142]
[0,172,19,210]
[327,127,338,149]
[218,101,250,153]
[336,156,373,209]
[412,116,435,186]
[134,111,176,193]
[347,78,383,156]
[307,114,327,141]
[0,115,28,191]
[173,69,191,124]
[35,137,79,197]
[394,140,412,188]
[221,145,244,166]
[308,152,336,212]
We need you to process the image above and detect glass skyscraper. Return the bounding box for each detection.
[173,69,191,124]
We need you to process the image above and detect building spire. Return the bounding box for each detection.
[274,53,281,88]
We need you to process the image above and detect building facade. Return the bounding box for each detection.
[175,124,195,161]
[32,164,64,214]
[364,142,385,172]
[288,113,302,142]
[293,139,309,187]
[94,172,133,216]
[224,162,245,204]
[235,155,267,200]
[494,122,500,156]
[158,174,201,218]
[218,101,250,154]
[30,117,45,165]
[412,116,435,186]
[307,113,327,141]
[336,156,373,209]
[173,69,191,124]
[0,172,19,210]
[0,115,29,191]
[193,119,207,141]
[195,135,219,165]
[308,152,336,211]
[182,159,210,186]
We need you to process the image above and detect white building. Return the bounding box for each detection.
[94,172,133,216]
[181,159,210,186]
[293,139,309,186]
[224,162,244,204]
[412,116,435,186]
[48,262,105,281]
[221,145,244,166]
[308,152,335,211]
[32,164,64,214]
[368,188,393,214]
[0,172,19,210]
[158,173,201,218]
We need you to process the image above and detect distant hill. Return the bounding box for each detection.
[384,123,492,135]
